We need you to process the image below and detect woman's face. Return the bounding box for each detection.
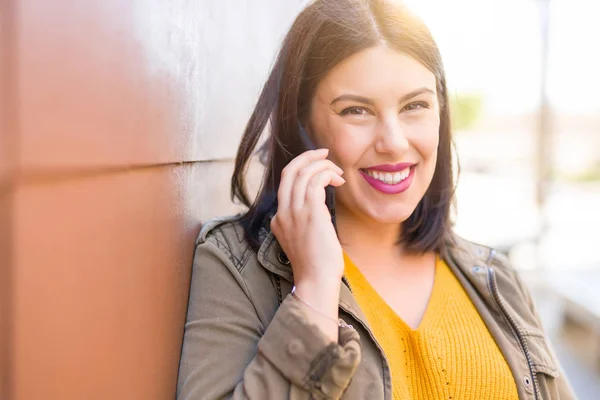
[308,45,440,225]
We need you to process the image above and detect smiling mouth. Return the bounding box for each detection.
[360,166,413,185]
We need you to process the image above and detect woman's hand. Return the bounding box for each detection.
[271,148,345,284]
[270,148,346,341]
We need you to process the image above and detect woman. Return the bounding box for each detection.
[177,0,574,399]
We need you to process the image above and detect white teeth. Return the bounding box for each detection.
[365,167,411,185]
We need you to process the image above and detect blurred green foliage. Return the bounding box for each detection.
[450,93,484,132]
[554,159,600,182]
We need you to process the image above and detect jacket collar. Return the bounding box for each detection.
[442,233,499,307]
[257,229,295,283]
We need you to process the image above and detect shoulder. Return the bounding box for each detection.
[448,232,538,314]
[195,213,258,273]
[197,213,245,246]
[445,233,512,270]
[193,214,278,325]
[446,232,526,298]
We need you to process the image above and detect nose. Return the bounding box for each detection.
[374,117,410,156]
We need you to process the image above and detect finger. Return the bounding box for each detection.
[277,149,329,219]
[305,170,345,205]
[291,160,344,213]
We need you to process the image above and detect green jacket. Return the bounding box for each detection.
[177,215,576,399]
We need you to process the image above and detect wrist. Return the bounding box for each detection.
[293,281,340,318]
[291,283,340,343]
[295,266,344,289]
[294,278,341,300]
[291,286,338,323]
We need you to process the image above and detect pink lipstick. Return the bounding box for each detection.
[359,163,415,194]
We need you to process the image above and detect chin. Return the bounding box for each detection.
[363,205,417,225]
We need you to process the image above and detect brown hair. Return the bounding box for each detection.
[231,0,456,253]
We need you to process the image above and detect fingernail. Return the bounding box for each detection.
[318,148,329,154]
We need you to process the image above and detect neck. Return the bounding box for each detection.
[335,205,405,263]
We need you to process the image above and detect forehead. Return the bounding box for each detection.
[316,45,436,99]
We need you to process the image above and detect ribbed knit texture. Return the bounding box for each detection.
[343,253,519,400]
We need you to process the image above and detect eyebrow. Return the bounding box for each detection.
[329,87,436,106]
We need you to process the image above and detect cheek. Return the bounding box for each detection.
[417,134,439,159]
[320,123,370,168]
[408,118,440,159]
[330,142,364,171]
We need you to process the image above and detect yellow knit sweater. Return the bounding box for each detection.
[343,253,519,400]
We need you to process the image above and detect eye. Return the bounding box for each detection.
[402,101,430,112]
[340,106,371,116]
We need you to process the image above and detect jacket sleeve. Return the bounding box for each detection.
[176,240,361,400]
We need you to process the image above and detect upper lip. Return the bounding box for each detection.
[364,163,415,172]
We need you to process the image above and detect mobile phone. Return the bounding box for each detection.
[297,123,337,231]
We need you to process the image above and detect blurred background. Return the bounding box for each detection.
[406,1,600,398]
[1,0,598,399]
